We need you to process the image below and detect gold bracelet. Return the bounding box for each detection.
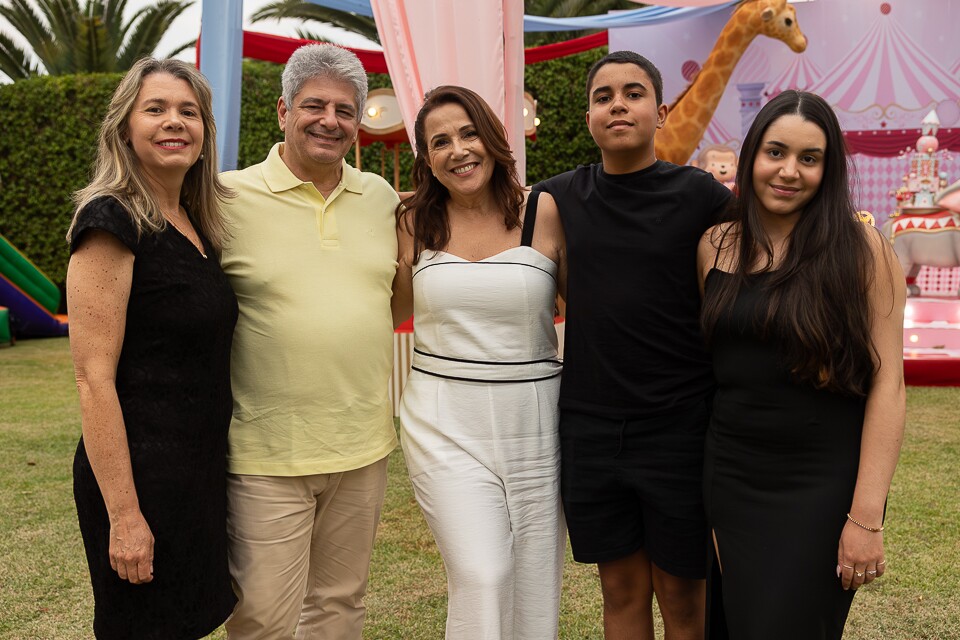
[847,513,884,532]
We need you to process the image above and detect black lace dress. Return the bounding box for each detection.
[71,196,238,639]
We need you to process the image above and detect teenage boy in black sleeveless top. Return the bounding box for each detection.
[535,51,731,639]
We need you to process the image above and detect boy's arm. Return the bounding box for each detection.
[706,173,734,223]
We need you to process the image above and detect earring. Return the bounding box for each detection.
[199,153,204,160]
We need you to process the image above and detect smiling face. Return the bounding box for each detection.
[752,114,826,226]
[278,75,359,180]
[586,62,667,173]
[126,72,203,181]
[424,102,494,199]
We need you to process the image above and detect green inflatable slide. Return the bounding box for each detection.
[0,233,69,340]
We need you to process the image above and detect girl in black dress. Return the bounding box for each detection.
[66,58,237,639]
[695,91,906,639]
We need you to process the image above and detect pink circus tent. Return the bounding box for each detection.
[732,45,769,87]
[701,117,737,148]
[808,10,960,116]
[765,54,822,97]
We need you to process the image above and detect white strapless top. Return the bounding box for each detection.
[410,246,561,383]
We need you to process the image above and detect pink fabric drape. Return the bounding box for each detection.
[370,0,527,181]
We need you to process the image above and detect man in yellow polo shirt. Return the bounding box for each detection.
[219,44,399,640]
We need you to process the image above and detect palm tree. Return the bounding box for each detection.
[250,0,379,45]
[249,0,638,47]
[0,0,194,82]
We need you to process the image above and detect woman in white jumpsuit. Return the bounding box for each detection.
[392,86,567,640]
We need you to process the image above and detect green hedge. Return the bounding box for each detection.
[525,49,604,184]
[0,73,117,293]
[0,51,605,293]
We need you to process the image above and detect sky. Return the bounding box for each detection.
[0,0,380,75]
[149,0,382,60]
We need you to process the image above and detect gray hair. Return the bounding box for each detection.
[281,44,368,118]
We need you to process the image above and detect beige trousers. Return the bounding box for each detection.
[224,457,389,640]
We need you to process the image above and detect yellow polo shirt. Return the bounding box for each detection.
[220,143,399,475]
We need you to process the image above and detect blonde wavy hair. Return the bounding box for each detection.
[68,58,233,250]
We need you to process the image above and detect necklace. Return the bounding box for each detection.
[165,212,207,259]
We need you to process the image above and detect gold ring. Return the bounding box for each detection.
[842,564,854,569]
[878,560,886,565]
[855,571,864,578]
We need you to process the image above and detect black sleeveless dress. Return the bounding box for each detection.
[704,268,864,640]
[70,197,238,639]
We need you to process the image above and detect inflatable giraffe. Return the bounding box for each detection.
[655,0,808,166]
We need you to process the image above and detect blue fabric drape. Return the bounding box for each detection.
[304,0,738,31]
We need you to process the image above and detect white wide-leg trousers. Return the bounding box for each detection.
[400,373,565,640]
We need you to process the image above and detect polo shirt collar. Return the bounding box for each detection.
[262,142,364,195]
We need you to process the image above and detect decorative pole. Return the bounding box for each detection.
[737,82,766,138]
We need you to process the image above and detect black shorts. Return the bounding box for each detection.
[559,400,710,579]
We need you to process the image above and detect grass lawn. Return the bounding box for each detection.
[1,337,957,639]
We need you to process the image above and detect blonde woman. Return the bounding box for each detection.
[67,58,237,639]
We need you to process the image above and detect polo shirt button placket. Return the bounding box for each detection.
[318,203,340,249]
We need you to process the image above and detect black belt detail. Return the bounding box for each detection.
[411,366,562,384]
[414,348,562,366]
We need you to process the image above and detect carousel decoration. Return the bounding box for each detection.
[884,109,960,298]
[885,113,960,386]
[892,110,950,214]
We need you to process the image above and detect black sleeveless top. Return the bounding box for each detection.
[536,162,732,417]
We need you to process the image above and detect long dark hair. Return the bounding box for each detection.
[701,91,876,396]
[398,85,524,264]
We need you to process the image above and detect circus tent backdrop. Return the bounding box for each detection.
[732,44,770,89]
[807,7,960,132]
[610,0,960,227]
[701,117,737,150]
[764,54,822,98]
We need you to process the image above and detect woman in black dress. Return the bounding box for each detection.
[696,91,906,639]
[66,58,237,639]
